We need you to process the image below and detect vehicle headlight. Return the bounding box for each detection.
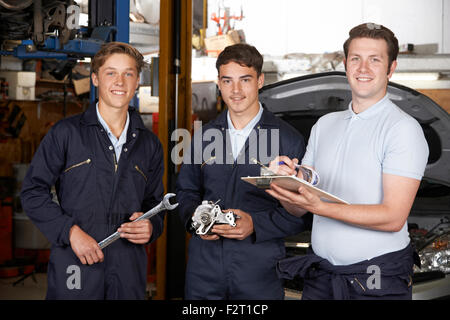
[415,233,450,274]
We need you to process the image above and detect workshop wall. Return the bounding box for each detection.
[207,0,450,55]
[0,101,83,176]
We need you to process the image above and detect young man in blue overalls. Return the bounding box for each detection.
[21,42,165,299]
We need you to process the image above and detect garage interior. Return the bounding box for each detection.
[0,0,449,301]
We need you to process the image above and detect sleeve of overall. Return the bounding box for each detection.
[20,124,75,247]
[252,126,308,243]
[175,139,203,232]
[143,136,165,243]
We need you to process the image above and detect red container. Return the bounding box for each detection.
[0,197,13,264]
[152,113,159,136]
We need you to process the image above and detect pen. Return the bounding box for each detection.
[278,161,319,185]
[251,158,271,170]
[277,161,301,169]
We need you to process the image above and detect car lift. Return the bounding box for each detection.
[0,0,130,103]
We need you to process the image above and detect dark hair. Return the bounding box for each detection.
[216,43,263,76]
[91,41,144,74]
[343,23,399,71]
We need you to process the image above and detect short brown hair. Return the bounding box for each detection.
[216,43,263,77]
[343,23,399,71]
[91,41,144,74]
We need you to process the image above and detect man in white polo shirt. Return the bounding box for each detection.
[266,23,429,299]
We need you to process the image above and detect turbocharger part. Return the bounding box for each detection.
[191,200,237,235]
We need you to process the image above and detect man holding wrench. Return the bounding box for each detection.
[21,42,165,299]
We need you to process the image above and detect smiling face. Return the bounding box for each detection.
[91,53,139,112]
[345,37,397,112]
[218,61,264,121]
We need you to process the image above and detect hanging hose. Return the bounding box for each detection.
[0,0,33,11]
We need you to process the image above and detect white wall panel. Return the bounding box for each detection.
[206,0,450,54]
[444,0,450,53]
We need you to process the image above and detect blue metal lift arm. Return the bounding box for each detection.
[0,24,118,60]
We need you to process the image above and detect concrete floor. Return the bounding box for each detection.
[0,272,47,300]
[0,272,160,300]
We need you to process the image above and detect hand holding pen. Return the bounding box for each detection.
[267,156,300,176]
[268,156,320,185]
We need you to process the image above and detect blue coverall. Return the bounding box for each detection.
[20,103,164,299]
[176,109,306,299]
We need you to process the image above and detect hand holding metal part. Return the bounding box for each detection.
[98,193,178,249]
[191,200,239,235]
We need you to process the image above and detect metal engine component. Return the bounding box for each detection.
[191,200,237,235]
[0,0,76,45]
[34,0,76,46]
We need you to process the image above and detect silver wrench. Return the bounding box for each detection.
[98,193,178,249]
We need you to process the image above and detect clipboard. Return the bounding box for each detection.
[241,175,349,204]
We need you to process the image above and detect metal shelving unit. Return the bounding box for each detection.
[0,0,130,103]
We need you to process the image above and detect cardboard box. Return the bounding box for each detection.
[72,77,91,95]
[204,30,241,58]
[0,71,36,100]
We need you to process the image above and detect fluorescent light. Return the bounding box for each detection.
[391,72,440,81]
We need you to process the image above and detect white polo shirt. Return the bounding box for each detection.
[302,94,429,265]
[227,103,263,160]
[96,103,129,162]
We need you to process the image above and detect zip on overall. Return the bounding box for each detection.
[100,127,122,235]
[64,159,92,173]
[107,151,121,233]
[134,165,147,181]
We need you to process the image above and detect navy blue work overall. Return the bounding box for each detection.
[277,243,417,300]
[21,104,165,299]
[176,109,307,299]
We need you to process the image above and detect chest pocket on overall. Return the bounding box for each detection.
[62,158,93,187]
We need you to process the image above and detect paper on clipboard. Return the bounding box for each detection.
[241,175,349,204]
